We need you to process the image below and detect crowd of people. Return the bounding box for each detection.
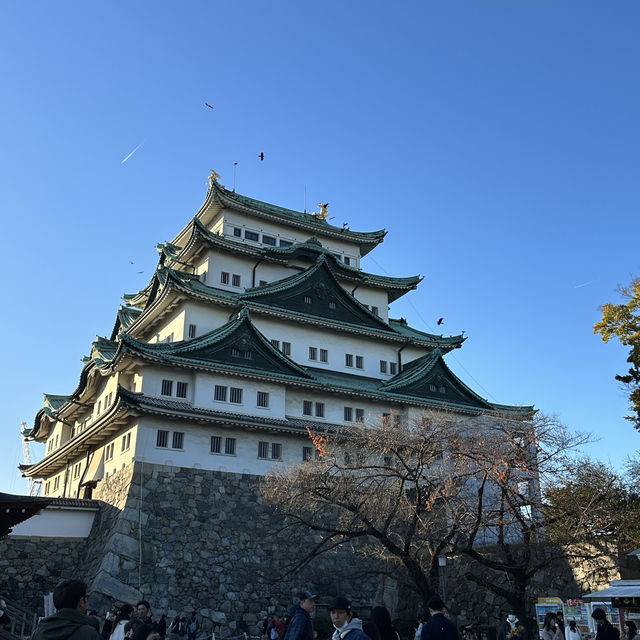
[27,578,638,640]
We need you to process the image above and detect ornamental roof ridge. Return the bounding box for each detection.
[209,179,387,253]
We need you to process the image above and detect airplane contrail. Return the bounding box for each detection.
[122,142,144,164]
[574,280,595,289]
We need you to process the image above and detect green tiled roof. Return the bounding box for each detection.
[43,394,73,411]
[210,180,387,255]
[388,318,464,346]
[110,306,143,340]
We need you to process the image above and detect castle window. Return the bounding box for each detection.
[345,353,354,367]
[355,408,365,423]
[229,387,243,404]
[214,385,227,402]
[121,433,131,452]
[344,257,351,266]
[53,476,60,490]
[380,360,387,374]
[245,230,259,242]
[231,347,253,360]
[371,306,379,316]
[439,385,446,394]
[389,362,398,375]
[176,382,188,398]
[161,380,173,396]
[232,273,241,287]
[302,446,313,462]
[156,430,169,448]
[329,301,336,310]
[221,272,230,285]
[210,436,221,453]
[73,463,81,479]
[258,441,269,459]
[282,342,291,356]
[344,407,353,422]
[96,400,101,415]
[279,239,293,247]
[271,443,282,459]
[257,391,269,408]
[355,355,364,369]
[262,234,276,246]
[271,339,280,349]
[429,384,437,392]
[105,443,115,461]
[225,437,236,455]
[233,227,242,237]
[309,346,318,360]
[188,324,197,339]
[44,481,50,494]
[315,402,325,418]
[320,349,328,363]
[259,280,268,286]
[172,432,184,449]
[303,400,313,416]
[304,295,312,305]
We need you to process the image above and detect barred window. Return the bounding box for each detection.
[271,339,280,349]
[245,230,259,241]
[355,408,365,423]
[214,385,227,402]
[315,402,325,418]
[225,437,236,455]
[320,349,328,363]
[271,443,282,459]
[355,355,364,369]
[257,391,269,408]
[309,346,318,360]
[303,400,313,416]
[380,360,387,373]
[161,380,173,396]
[344,407,353,422]
[345,353,354,367]
[232,274,241,287]
[211,436,221,453]
[176,382,188,398]
[258,441,269,458]
[172,432,184,449]
[156,430,169,448]
[221,272,230,284]
[230,387,243,404]
[188,324,197,338]
[262,234,276,246]
[389,362,398,375]
[303,446,313,462]
[282,342,291,356]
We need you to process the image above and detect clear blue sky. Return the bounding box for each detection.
[1,1,638,494]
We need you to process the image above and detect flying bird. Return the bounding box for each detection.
[258,152,264,161]
[437,318,444,325]
[205,103,214,109]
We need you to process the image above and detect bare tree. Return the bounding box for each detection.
[263,410,595,637]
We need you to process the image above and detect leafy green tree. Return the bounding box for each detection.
[594,277,640,430]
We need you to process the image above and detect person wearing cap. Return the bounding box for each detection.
[329,597,369,640]
[591,609,620,640]
[283,590,317,640]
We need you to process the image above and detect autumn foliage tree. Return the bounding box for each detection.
[594,276,640,430]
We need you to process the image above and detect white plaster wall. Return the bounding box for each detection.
[285,388,395,426]
[352,286,389,322]
[102,425,137,479]
[183,302,233,338]
[194,373,285,418]
[220,211,361,265]
[9,507,97,538]
[133,416,315,475]
[141,367,195,400]
[252,316,423,379]
[153,309,187,343]
[207,251,253,292]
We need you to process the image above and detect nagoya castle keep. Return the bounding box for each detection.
[11,172,530,628]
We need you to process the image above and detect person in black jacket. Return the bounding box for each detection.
[283,590,318,640]
[421,597,459,640]
[591,609,620,640]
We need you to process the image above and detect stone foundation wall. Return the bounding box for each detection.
[3,462,635,636]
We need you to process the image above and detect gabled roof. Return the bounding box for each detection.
[117,307,315,381]
[207,179,387,255]
[110,306,143,340]
[388,318,464,347]
[381,349,495,410]
[240,254,394,333]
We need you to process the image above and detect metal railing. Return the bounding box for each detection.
[1,597,39,640]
